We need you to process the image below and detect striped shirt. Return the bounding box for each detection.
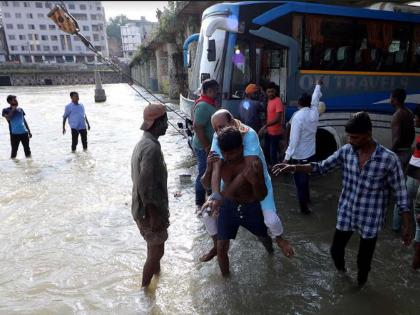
[311,143,409,238]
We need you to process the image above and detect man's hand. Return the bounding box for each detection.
[28,132,32,138]
[63,127,66,135]
[206,151,220,173]
[275,236,294,258]
[200,199,221,217]
[401,212,413,247]
[272,163,295,176]
[87,124,91,131]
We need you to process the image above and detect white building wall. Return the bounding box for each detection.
[0,0,109,63]
[121,18,156,63]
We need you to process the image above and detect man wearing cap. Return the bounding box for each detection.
[2,95,32,159]
[239,83,264,132]
[283,79,323,214]
[131,103,169,287]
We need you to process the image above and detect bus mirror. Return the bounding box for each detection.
[207,39,216,62]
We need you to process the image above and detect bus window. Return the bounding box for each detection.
[231,40,251,99]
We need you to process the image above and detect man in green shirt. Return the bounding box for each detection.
[192,79,219,211]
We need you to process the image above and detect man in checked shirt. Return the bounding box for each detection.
[273,112,413,286]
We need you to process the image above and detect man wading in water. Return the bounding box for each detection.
[214,126,288,276]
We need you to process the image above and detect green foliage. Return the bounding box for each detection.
[106,14,129,43]
[130,45,152,67]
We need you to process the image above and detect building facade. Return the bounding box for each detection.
[121,17,156,63]
[0,1,109,64]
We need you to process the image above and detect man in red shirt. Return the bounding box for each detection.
[259,82,284,168]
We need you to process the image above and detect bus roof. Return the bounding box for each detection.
[203,1,420,24]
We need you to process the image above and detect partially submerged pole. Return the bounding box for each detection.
[94,64,106,102]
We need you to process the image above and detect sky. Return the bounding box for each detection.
[101,1,168,22]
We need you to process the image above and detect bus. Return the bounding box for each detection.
[181,1,420,159]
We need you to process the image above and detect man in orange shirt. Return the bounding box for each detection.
[259,82,284,168]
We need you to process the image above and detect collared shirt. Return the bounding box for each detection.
[311,143,409,239]
[192,99,218,150]
[266,97,284,136]
[285,84,322,160]
[131,131,169,226]
[2,107,28,134]
[63,102,87,130]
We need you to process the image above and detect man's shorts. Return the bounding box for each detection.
[217,198,268,240]
[136,218,168,246]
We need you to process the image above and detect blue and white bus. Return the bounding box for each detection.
[181,1,420,159]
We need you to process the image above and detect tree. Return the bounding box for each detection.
[106,14,129,43]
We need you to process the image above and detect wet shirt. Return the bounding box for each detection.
[239,99,263,132]
[63,102,86,130]
[211,125,278,214]
[311,143,409,239]
[2,107,27,134]
[192,101,218,150]
[266,97,284,136]
[131,131,169,227]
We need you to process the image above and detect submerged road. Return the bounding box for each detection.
[0,84,418,314]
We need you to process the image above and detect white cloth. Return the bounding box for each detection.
[409,155,420,168]
[285,84,322,161]
[202,215,218,236]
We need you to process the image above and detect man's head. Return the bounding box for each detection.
[245,83,259,100]
[211,109,235,135]
[390,88,406,107]
[141,103,168,136]
[70,91,79,104]
[265,82,278,100]
[201,79,219,100]
[298,93,311,108]
[218,126,243,163]
[7,95,17,107]
[345,111,373,151]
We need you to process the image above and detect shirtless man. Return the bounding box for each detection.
[215,126,287,276]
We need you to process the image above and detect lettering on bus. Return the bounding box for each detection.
[299,75,409,91]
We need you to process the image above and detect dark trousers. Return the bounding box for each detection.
[194,148,209,207]
[330,229,377,286]
[290,156,315,212]
[264,134,281,166]
[10,133,31,158]
[71,128,87,151]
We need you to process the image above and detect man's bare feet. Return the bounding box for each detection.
[199,247,217,262]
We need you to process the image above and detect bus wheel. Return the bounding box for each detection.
[315,129,338,161]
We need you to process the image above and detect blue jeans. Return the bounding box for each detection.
[291,156,315,212]
[264,134,281,166]
[194,148,208,207]
[393,176,418,231]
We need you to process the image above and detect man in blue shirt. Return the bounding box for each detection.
[63,91,91,152]
[2,95,32,159]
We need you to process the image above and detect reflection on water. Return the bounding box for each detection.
[0,84,419,314]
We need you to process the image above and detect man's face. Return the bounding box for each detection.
[221,146,243,163]
[347,132,371,151]
[266,88,276,100]
[205,86,218,100]
[156,114,168,136]
[390,94,398,108]
[212,115,235,135]
[9,97,18,107]
[71,94,79,104]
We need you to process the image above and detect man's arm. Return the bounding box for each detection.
[85,115,90,130]
[310,82,323,111]
[194,124,210,152]
[23,118,32,137]
[62,117,67,135]
[201,151,220,190]
[391,114,402,152]
[243,159,267,200]
[387,155,413,246]
[284,119,302,161]
[2,107,16,121]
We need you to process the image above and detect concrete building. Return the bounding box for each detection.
[0,1,109,64]
[121,17,156,63]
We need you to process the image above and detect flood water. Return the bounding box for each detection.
[0,84,419,315]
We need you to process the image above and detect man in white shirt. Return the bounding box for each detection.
[284,80,323,214]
